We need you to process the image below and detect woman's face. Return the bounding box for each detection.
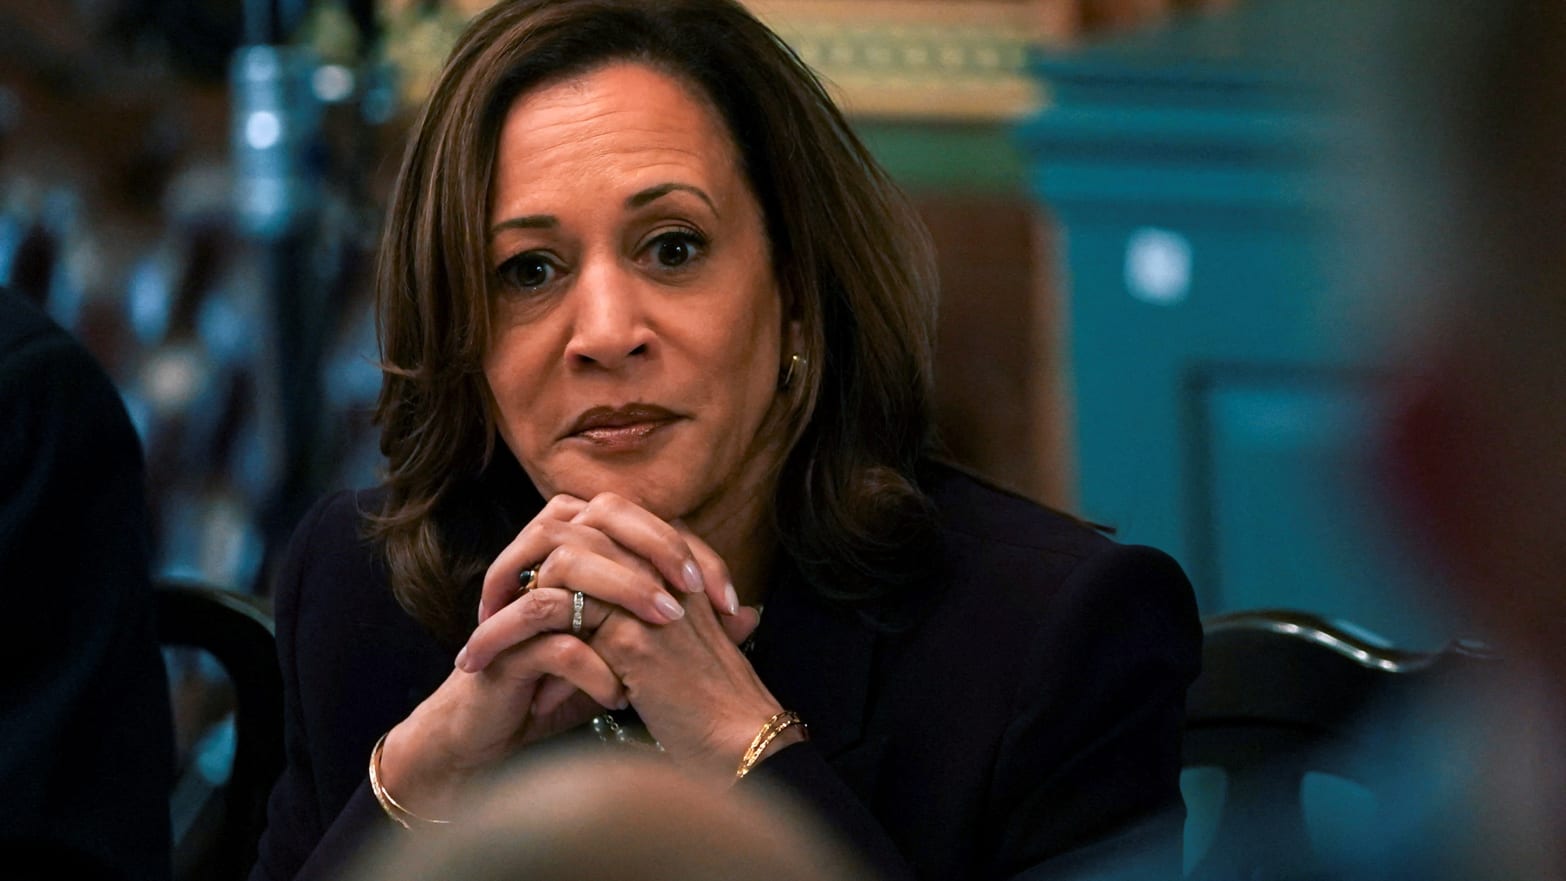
[483,62,793,526]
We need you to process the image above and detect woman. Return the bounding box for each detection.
[251,1,1200,879]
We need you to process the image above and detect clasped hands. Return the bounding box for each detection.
[378,493,792,819]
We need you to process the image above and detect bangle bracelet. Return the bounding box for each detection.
[369,731,453,829]
[734,710,807,781]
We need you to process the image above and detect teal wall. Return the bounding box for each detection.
[856,122,1027,195]
[1020,1,1454,649]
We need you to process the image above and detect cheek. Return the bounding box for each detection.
[483,338,547,449]
[732,306,785,425]
[729,290,783,389]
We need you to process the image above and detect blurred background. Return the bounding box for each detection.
[4,0,1509,874]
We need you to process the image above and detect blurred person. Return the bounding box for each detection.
[344,749,865,881]
[0,286,174,880]
[250,2,1200,880]
[1378,0,1566,878]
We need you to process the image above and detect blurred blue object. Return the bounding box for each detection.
[194,714,238,786]
[231,45,324,240]
[40,188,86,330]
[127,254,175,347]
[0,211,22,286]
[197,286,265,368]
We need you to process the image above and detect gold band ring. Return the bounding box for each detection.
[518,567,540,594]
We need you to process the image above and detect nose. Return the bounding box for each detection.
[563,259,653,369]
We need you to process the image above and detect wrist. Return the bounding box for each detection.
[756,722,807,762]
[378,717,473,822]
[734,710,808,781]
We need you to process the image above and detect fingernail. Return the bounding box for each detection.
[681,560,705,593]
[723,582,739,616]
[616,696,630,710]
[654,592,686,622]
[454,647,471,672]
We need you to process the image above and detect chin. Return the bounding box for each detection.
[549,463,700,521]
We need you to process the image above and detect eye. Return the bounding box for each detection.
[647,230,706,270]
[495,252,559,291]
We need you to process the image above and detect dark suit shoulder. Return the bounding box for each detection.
[0,290,172,881]
[920,460,1113,563]
[859,465,1198,879]
[271,486,436,683]
[297,486,386,550]
[274,488,390,611]
[913,460,1197,670]
[276,484,443,669]
[1,292,138,458]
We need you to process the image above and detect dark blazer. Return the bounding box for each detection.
[251,462,1200,881]
[0,290,174,881]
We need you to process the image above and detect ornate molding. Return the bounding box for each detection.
[369,1,1070,121]
[745,1,1071,121]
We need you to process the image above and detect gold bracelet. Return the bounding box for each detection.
[734,710,807,781]
[369,731,453,829]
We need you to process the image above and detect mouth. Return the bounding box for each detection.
[563,403,683,449]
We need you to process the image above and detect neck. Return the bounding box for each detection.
[696,509,775,609]
[684,436,789,608]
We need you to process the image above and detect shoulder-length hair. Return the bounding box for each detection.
[371,0,939,645]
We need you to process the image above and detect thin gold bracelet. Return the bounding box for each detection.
[734,710,807,781]
[369,731,453,829]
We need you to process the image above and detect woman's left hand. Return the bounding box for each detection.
[586,524,802,781]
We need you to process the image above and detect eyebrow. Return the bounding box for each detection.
[488,215,557,238]
[626,183,719,217]
[488,182,719,238]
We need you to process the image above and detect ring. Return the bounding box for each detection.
[571,591,585,635]
[518,568,540,594]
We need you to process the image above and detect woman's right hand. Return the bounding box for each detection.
[377,627,628,820]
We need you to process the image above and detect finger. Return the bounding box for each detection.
[479,494,588,624]
[481,510,679,629]
[532,676,579,717]
[541,542,686,625]
[533,687,610,727]
[673,523,740,616]
[482,633,625,712]
[572,493,708,595]
[460,587,618,673]
[718,605,762,647]
[533,673,626,717]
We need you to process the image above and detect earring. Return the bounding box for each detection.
[780,353,806,390]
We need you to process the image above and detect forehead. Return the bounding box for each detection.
[490,62,743,205]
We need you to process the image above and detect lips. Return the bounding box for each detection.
[564,403,683,448]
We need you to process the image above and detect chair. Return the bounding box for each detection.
[1182,609,1494,881]
[156,580,283,881]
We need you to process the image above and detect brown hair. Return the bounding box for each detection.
[370,0,939,645]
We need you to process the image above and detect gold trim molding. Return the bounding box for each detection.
[371,0,1070,121]
[744,1,1073,121]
